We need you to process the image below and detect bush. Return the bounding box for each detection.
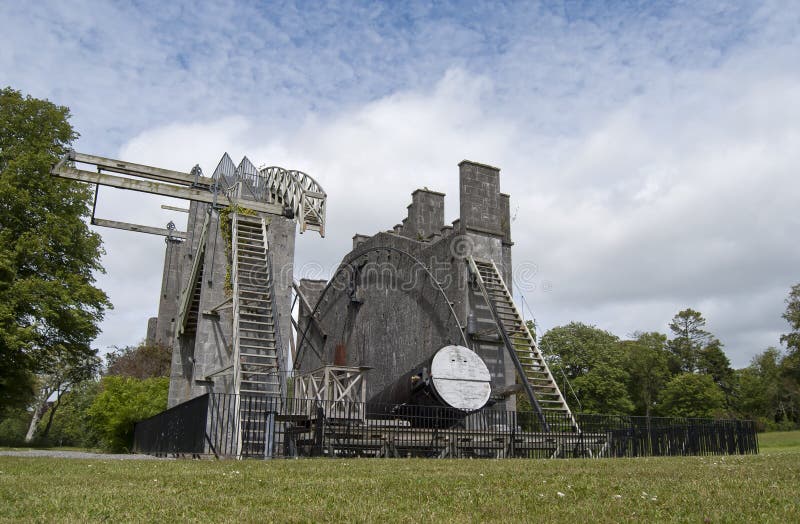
[762,417,799,433]
[0,409,29,446]
[657,373,726,418]
[88,376,169,452]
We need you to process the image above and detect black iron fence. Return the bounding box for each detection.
[132,394,209,456]
[133,394,758,459]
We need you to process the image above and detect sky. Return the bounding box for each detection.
[2,0,798,367]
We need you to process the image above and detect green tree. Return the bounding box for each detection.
[667,308,713,373]
[623,332,671,417]
[697,339,735,407]
[781,284,800,397]
[88,376,169,452]
[36,379,102,447]
[781,284,800,353]
[540,322,633,414]
[105,342,171,379]
[571,367,634,414]
[657,373,726,418]
[0,87,111,414]
[736,347,797,429]
[25,352,100,442]
[0,408,29,445]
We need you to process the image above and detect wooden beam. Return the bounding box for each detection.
[52,161,283,215]
[71,152,215,187]
[91,217,187,239]
[161,204,190,213]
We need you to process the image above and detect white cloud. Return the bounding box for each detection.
[3,1,799,367]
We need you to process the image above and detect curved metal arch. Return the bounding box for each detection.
[294,246,469,370]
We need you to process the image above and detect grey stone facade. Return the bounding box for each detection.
[155,158,514,410]
[162,201,297,408]
[296,160,515,407]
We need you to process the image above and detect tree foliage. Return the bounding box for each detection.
[739,340,800,426]
[533,292,800,429]
[782,284,800,354]
[105,342,171,379]
[0,87,110,414]
[35,379,102,448]
[88,376,169,452]
[657,373,726,418]
[25,352,100,442]
[540,322,633,414]
[667,308,713,373]
[697,339,735,405]
[623,332,671,417]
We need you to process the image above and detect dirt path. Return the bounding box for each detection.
[0,449,168,460]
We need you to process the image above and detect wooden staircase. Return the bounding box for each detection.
[467,257,579,433]
[183,263,204,335]
[231,213,284,456]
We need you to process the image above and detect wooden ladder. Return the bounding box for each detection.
[467,256,579,433]
[231,213,284,456]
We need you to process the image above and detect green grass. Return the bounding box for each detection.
[1,442,799,522]
[759,429,800,453]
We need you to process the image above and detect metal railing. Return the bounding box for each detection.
[133,394,759,459]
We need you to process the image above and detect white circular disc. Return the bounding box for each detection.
[430,345,492,411]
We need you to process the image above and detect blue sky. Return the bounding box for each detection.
[2,0,799,366]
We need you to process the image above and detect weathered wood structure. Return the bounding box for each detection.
[54,152,588,457]
[55,150,759,460]
[52,149,327,456]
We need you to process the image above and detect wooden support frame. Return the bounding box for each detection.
[294,365,370,420]
[161,204,189,213]
[91,217,187,239]
[51,157,284,215]
[71,151,215,187]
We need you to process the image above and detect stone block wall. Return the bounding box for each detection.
[401,189,445,240]
[459,161,503,237]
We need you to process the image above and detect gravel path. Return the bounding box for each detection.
[0,449,168,460]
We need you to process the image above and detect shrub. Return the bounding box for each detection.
[88,376,169,452]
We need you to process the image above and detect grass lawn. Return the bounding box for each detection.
[0,432,798,522]
[758,429,800,453]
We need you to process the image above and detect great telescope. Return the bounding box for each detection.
[368,345,493,428]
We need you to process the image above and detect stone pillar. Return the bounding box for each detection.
[403,189,445,241]
[352,234,371,249]
[499,192,513,290]
[458,160,503,237]
[168,200,206,407]
[189,207,232,398]
[156,237,184,346]
[266,214,297,388]
[146,317,158,346]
